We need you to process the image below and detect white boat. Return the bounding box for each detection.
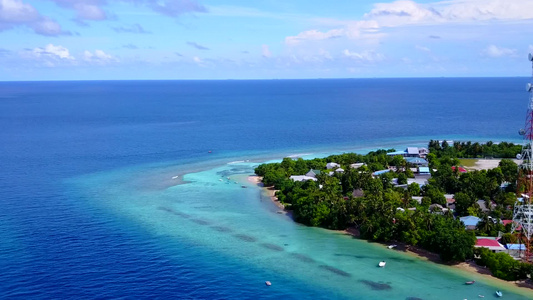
[387,245,397,249]
[378,261,386,267]
[265,281,272,286]
[495,290,502,297]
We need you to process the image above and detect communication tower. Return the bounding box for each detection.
[514,53,533,261]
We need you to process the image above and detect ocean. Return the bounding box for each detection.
[0,78,531,299]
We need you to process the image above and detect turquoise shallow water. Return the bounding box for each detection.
[1,79,531,299]
[68,144,531,300]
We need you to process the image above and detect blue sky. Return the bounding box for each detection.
[1,0,533,80]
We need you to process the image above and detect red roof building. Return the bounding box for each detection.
[475,238,506,252]
[502,220,522,231]
[451,166,467,173]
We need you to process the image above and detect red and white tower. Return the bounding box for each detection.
[514,53,533,262]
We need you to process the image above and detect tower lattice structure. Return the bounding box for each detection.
[514,53,533,262]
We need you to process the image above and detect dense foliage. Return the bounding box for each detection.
[428,140,521,159]
[475,248,533,281]
[255,149,477,262]
[254,141,530,273]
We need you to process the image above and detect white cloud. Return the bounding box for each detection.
[416,45,431,52]
[32,44,74,60]
[285,29,344,45]
[49,0,108,21]
[286,0,533,45]
[261,44,271,58]
[482,45,517,58]
[0,0,65,35]
[83,49,117,64]
[342,49,385,62]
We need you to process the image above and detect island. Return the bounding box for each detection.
[254,140,533,283]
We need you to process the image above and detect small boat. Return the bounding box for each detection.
[265,281,271,286]
[378,261,386,267]
[478,295,484,298]
[387,244,397,249]
[495,290,502,297]
[465,280,475,285]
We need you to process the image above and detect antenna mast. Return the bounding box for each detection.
[514,53,533,262]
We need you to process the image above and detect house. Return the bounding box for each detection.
[406,147,420,157]
[335,168,344,173]
[326,162,340,169]
[460,216,481,230]
[372,169,390,177]
[386,147,427,158]
[444,194,455,210]
[476,200,496,213]
[428,204,448,214]
[289,175,317,182]
[418,167,431,175]
[405,157,428,166]
[501,220,522,231]
[475,237,506,253]
[350,163,366,169]
[412,196,423,204]
[305,169,321,178]
[506,244,527,258]
[418,147,429,158]
[407,177,428,187]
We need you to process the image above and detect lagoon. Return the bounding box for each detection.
[0,79,530,299]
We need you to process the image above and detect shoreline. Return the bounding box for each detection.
[247,174,533,294]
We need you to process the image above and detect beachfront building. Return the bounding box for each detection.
[475,237,506,253]
[506,244,527,258]
[460,216,481,230]
[386,147,429,158]
[289,175,317,182]
[326,162,340,169]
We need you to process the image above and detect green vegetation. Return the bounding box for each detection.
[475,248,533,281]
[428,140,521,159]
[255,141,531,277]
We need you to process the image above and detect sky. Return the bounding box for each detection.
[1,0,533,80]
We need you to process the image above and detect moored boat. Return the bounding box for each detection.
[265,281,272,286]
[465,280,475,285]
[495,290,503,297]
[378,261,386,267]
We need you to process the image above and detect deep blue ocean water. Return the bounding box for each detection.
[0,78,531,299]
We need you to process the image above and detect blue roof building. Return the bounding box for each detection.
[460,216,481,229]
[418,167,430,174]
[406,157,428,166]
[372,169,391,176]
[506,244,526,250]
